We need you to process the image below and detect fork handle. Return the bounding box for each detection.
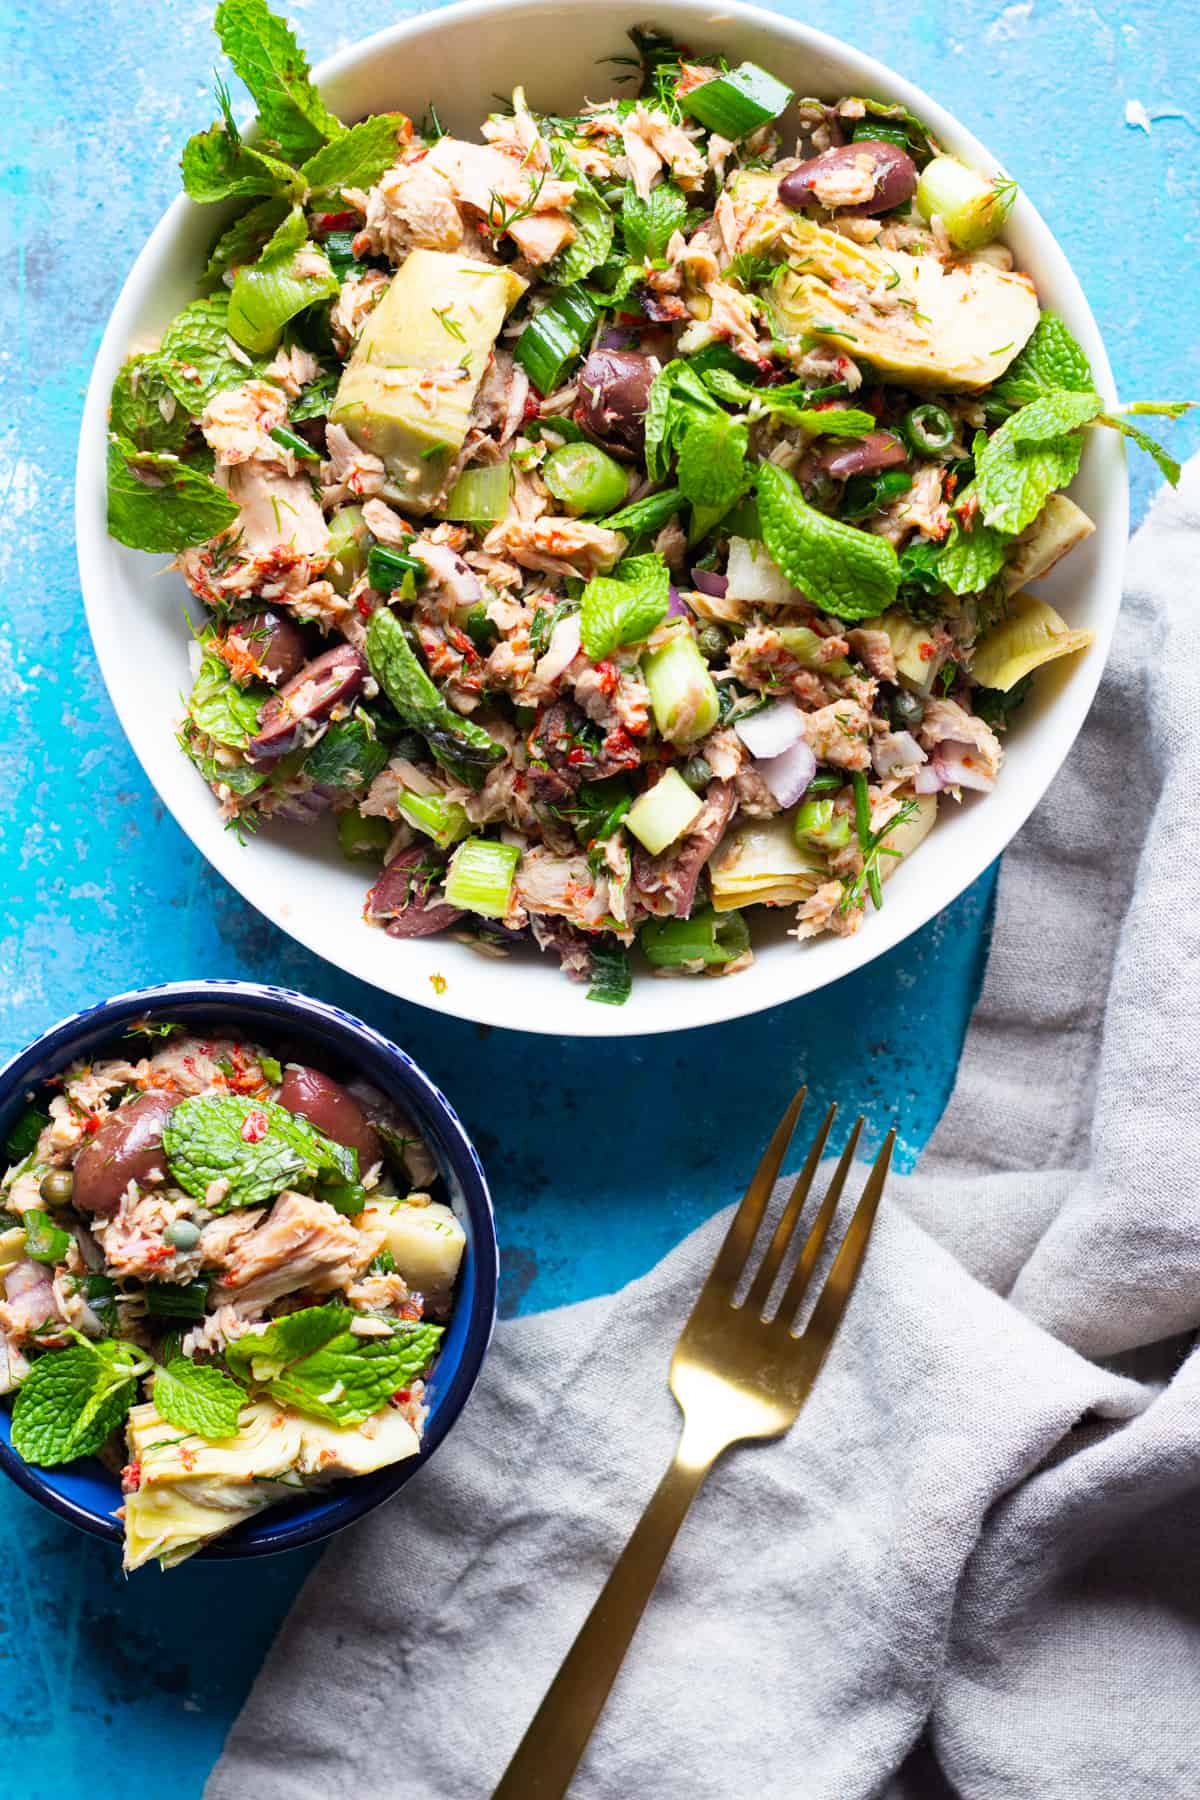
[492,1426,718,1799]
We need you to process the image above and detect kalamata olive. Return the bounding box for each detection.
[245,645,367,764]
[367,846,465,939]
[226,610,308,684]
[574,350,655,453]
[277,1066,384,1172]
[39,1169,74,1207]
[821,432,909,480]
[73,1091,177,1217]
[779,141,918,216]
[165,1218,201,1250]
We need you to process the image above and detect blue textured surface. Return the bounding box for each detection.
[1,0,1195,1794]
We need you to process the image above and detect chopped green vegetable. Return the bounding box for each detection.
[641,628,720,747]
[106,437,240,554]
[337,810,393,861]
[543,442,629,517]
[641,905,750,968]
[268,423,320,461]
[625,767,703,855]
[904,403,955,456]
[439,458,512,524]
[513,284,598,393]
[162,1093,363,1213]
[368,543,422,597]
[587,942,632,1006]
[227,207,338,354]
[152,1357,245,1439]
[396,789,471,850]
[11,1340,144,1468]
[4,1106,48,1165]
[443,837,520,918]
[681,61,794,137]
[23,1211,72,1266]
[915,156,1016,250]
[793,796,851,853]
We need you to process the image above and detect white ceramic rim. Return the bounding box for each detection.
[75,0,1127,1037]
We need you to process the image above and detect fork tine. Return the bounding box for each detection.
[705,1085,807,1297]
[743,1102,837,1317]
[771,1114,862,1330]
[787,1128,894,1343]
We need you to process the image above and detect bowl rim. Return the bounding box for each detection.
[0,979,498,1559]
[74,0,1128,1038]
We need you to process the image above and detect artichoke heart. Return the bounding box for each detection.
[121,1396,421,1572]
[1003,495,1095,593]
[879,792,938,883]
[970,592,1094,692]
[770,219,1039,389]
[358,1198,466,1313]
[710,816,827,912]
[331,249,527,513]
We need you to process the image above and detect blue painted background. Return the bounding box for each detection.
[1,0,1194,1793]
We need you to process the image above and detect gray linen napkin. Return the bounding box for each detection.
[208,461,1200,1800]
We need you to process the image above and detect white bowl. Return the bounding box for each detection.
[76,0,1126,1037]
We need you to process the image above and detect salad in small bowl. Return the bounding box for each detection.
[0,983,496,1570]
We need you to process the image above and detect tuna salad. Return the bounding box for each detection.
[0,1021,464,1570]
[105,2,1190,1003]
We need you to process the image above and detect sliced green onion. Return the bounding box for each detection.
[681,61,795,138]
[444,837,520,918]
[268,424,321,462]
[852,768,872,849]
[571,775,632,843]
[600,487,684,534]
[915,156,1015,250]
[439,458,511,525]
[4,1105,47,1164]
[228,246,338,355]
[641,630,721,748]
[793,797,851,852]
[326,505,370,595]
[543,443,629,517]
[587,941,632,1006]
[641,905,750,968]
[144,1279,211,1320]
[368,543,422,598]
[904,403,955,456]
[323,230,364,279]
[464,604,499,654]
[514,284,598,392]
[23,1210,71,1265]
[337,811,392,861]
[396,789,471,850]
[625,768,704,856]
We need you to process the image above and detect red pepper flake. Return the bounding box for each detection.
[392,1388,412,1405]
[919,642,935,661]
[313,209,358,233]
[522,389,542,421]
[121,1461,141,1493]
[83,1115,101,1135]
[241,1109,269,1144]
[355,594,372,619]
[596,661,619,697]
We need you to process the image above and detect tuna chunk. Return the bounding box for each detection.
[209,1192,374,1312]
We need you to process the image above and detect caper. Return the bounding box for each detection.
[697,624,728,663]
[165,1218,201,1251]
[680,755,714,793]
[39,1169,74,1207]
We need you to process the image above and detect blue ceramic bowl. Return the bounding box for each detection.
[0,981,497,1562]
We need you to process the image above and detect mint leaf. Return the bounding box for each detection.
[580,553,671,660]
[644,359,721,482]
[225,1304,351,1383]
[975,413,1084,536]
[545,187,614,288]
[936,497,1012,595]
[1097,413,1183,487]
[181,122,303,205]
[109,355,192,454]
[204,194,292,282]
[989,313,1094,411]
[107,437,240,553]
[622,180,687,261]
[677,410,748,510]
[301,114,408,193]
[703,370,877,438]
[152,1358,245,1440]
[215,0,344,164]
[265,1322,443,1426]
[11,1342,140,1468]
[187,645,268,748]
[1006,388,1104,442]
[756,460,900,621]
[162,1094,363,1213]
[159,295,265,413]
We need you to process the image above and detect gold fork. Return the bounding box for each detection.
[493,1089,895,1800]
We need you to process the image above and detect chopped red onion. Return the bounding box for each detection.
[872,729,926,779]
[667,585,691,619]
[930,740,995,792]
[599,325,636,350]
[914,764,945,795]
[691,568,729,598]
[755,739,817,808]
[734,698,806,760]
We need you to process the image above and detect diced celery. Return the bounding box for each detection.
[641,905,750,968]
[641,629,720,748]
[439,458,511,525]
[396,789,471,850]
[793,797,851,852]
[625,768,704,856]
[681,62,794,138]
[915,156,1015,251]
[513,284,598,392]
[444,837,520,917]
[326,505,370,596]
[337,811,392,861]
